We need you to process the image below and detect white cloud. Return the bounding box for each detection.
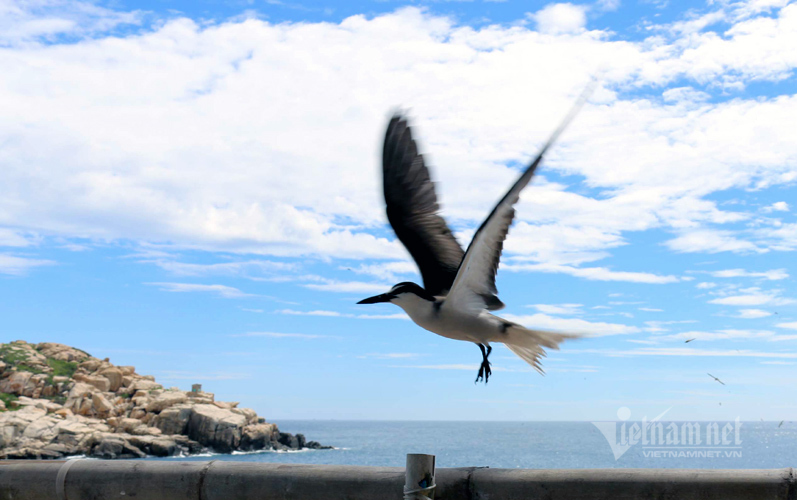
[503,313,639,336]
[145,282,253,298]
[0,229,36,247]
[762,201,789,212]
[278,309,344,317]
[528,303,583,315]
[344,261,418,282]
[643,320,698,333]
[776,322,797,330]
[665,230,764,254]
[708,288,795,306]
[766,335,797,342]
[638,307,663,312]
[595,0,621,12]
[707,268,788,280]
[696,282,717,289]
[0,0,141,45]
[0,3,795,270]
[0,254,55,275]
[151,259,296,278]
[531,3,589,34]
[504,262,679,284]
[627,339,659,345]
[735,308,773,318]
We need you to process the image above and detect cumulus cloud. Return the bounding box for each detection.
[0,3,795,278]
[531,3,589,34]
[762,201,789,212]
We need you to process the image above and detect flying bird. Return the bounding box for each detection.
[358,91,592,383]
[685,338,696,343]
[707,373,725,386]
[779,420,784,428]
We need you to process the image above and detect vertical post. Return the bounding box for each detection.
[404,453,436,500]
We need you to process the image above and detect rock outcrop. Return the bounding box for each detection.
[0,341,329,459]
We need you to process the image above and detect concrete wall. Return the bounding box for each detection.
[0,460,794,500]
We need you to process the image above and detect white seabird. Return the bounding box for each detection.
[358,94,590,383]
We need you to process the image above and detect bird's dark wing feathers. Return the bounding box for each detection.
[446,81,593,311]
[447,155,541,308]
[383,115,502,305]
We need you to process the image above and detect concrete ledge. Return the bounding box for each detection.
[470,467,796,500]
[0,460,794,500]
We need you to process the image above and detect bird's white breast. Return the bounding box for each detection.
[392,295,500,343]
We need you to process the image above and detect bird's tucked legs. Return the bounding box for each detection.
[475,344,493,384]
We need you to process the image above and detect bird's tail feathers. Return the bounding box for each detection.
[502,325,581,374]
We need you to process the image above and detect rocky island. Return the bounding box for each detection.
[0,340,329,459]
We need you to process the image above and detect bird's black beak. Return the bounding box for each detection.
[357,293,392,304]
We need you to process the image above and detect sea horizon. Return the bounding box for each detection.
[143,420,796,470]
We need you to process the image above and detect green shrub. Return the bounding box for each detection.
[0,345,28,366]
[0,392,19,411]
[47,358,77,378]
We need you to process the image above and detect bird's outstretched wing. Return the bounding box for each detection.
[446,86,592,312]
[384,115,501,303]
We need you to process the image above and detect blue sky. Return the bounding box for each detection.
[1,0,796,421]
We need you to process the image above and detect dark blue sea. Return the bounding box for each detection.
[148,421,797,469]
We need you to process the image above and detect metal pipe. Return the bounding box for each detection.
[404,454,436,500]
[0,460,794,500]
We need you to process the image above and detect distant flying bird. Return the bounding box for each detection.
[707,373,725,386]
[357,90,592,383]
[779,420,784,428]
[685,338,696,343]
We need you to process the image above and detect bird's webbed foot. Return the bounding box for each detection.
[474,344,493,384]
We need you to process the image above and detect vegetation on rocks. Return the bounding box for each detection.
[0,340,329,459]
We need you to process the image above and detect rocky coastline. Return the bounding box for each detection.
[0,340,330,459]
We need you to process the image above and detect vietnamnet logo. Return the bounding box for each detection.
[592,407,743,460]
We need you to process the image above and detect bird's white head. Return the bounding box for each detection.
[356,282,435,305]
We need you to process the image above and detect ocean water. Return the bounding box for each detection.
[149,421,797,469]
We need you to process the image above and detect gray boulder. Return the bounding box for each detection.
[186,404,247,453]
